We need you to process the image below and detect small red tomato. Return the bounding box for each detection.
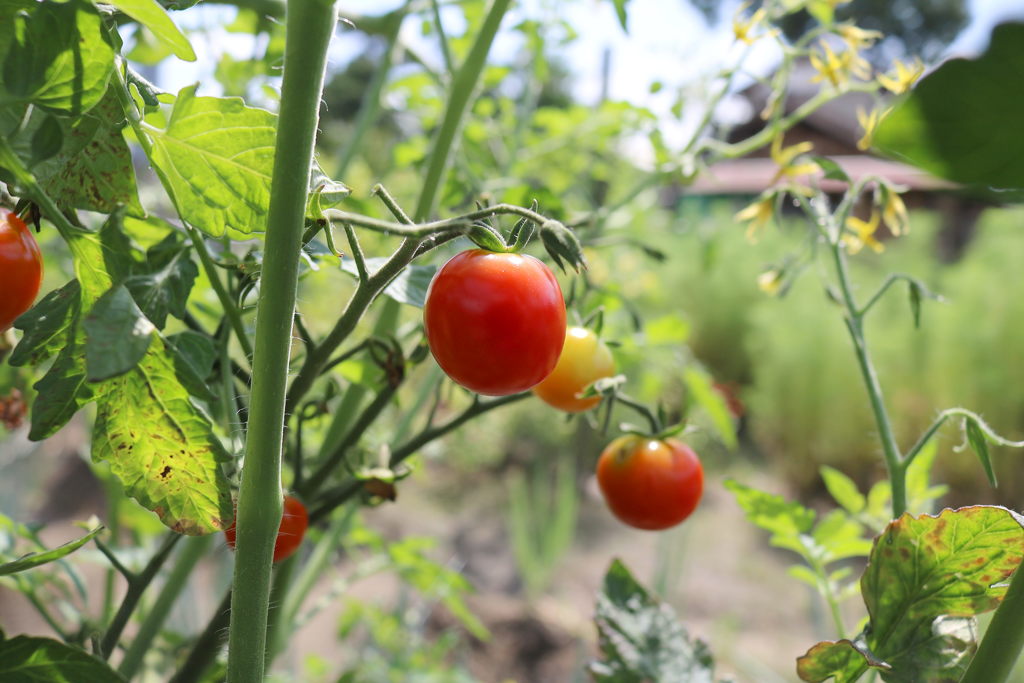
[596,436,703,530]
[224,494,308,563]
[0,208,43,332]
[533,326,614,412]
[423,249,566,396]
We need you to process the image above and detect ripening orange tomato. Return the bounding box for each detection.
[532,326,614,412]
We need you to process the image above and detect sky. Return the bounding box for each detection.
[162,0,1024,151]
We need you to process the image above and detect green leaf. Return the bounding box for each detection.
[683,367,737,449]
[811,155,849,182]
[124,233,198,329]
[964,418,997,487]
[27,320,95,441]
[106,0,196,61]
[875,23,1024,197]
[812,510,873,563]
[340,257,437,308]
[609,0,630,32]
[0,0,115,115]
[92,335,233,535]
[588,558,721,682]
[0,636,125,682]
[797,638,885,683]
[0,526,103,576]
[820,466,866,516]
[10,280,81,367]
[36,88,144,216]
[725,479,816,538]
[97,208,145,283]
[306,163,351,217]
[644,314,689,345]
[806,0,835,25]
[30,115,63,167]
[146,85,276,238]
[164,331,216,402]
[84,285,155,382]
[907,280,923,328]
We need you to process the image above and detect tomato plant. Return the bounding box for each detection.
[0,208,42,332]
[225,495,308,563]
[596,435,704,531]
[423,249,566,396]
[532,326,614,412]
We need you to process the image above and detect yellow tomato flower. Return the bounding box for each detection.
[733,3,777,45]
[855,106,891,151]
[810,40,870,88]
[770,135,819,179]
[881,187,909,236]
[735,194,776,242]
[836,24,882,52]
[878,58,925,95]
[844,211,884,254]
[757,269,783,295]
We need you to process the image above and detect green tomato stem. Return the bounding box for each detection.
[225,0,338,680]
[829,238,907,517]
[413,0,513,222]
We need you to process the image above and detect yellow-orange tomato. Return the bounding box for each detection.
[596,436,703,531]
[532,326,614,412]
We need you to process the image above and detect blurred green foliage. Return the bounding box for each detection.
[666,202,1024,503]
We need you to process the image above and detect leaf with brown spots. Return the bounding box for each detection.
[798,506,1024,682]
[92,335,232,535]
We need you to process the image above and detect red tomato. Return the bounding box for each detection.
[596,436,703,530]
[225,494,308,563]
[533,326,614,412]
[423,249,566,396]
[0,209,43,332]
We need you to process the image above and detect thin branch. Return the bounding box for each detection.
[94,538,136,582]
[100,532,181,659]
[342,222,368,282]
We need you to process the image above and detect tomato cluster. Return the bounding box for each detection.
[225,494,309,563]
[0,209,43,332]
[424,248,702,532]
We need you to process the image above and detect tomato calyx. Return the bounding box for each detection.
[459,198,585,273]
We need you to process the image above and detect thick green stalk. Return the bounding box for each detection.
[226,0,338,680]
[413,0,513,222]
[830,243,906,516]
[262,556,297,673]
[960,564,1024,683]
[119,536,211,680]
